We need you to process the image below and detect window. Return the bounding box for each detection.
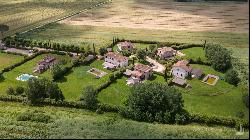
[181,74,182,77]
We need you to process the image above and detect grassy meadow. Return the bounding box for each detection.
[0,52,24,71]
[0,101,248,139]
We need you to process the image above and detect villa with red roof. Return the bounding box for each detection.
[171,60,192,79]
[103,52,128,69]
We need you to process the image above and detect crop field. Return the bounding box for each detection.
[0,0,107,37]
[0,52,24,71]
[62,0,249,33]
[57,60,111,101]
[0,54,72,95]
[1,101,248,139]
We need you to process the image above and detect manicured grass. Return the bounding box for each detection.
[180,47,207,61]
[0,101,248,139]
[98,77,131,106]
[0,52,24,71]
[98,74,166,106]
[0,54,72,95]
[175,64,249,120]
[57,60,110,101]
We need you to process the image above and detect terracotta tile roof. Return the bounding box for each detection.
[118,41,133,47]
[173,60,192,72]
[134,63,152,73]
[105,52,128,62]
[158,47,174,52]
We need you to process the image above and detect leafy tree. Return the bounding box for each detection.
[6,87,15,95]
[80,86,99,110]
[0,24,9,38]
[120,82,189,124]
[205,43,232,72]
[99,47,107,56]
[26,78,64,104]
[136,49,147,61]
[51,64,64,80]
[47,82,65,101]
[225,69,240,86]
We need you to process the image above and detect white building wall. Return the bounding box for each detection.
[105,56,128,68]
[171,67,188,79]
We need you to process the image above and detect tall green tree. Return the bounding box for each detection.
[26,78,64,104]
[99,47,107,56]
[80,86,99,110]
[120,82,189,124]
[136,49,147,61]
[205,43,232,72]
[225,69,240,86]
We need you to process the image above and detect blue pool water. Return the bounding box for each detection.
[16,74,37,81]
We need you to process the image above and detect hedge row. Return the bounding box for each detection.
[116,38,203,50]
[0,50,28,57]
[0,95,248,129]
[97,103,120,113]
[190,113,249,129]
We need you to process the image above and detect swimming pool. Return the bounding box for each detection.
[16,74,38,81]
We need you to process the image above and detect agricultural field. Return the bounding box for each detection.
[0,0,107,37]
[0,53,72,95]
[62,0,249,33]
[57,60,111,101]
[1,101,248,139]
[0,52,24,71]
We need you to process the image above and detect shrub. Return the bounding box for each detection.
[97,103,120,113]
[6,87,15,95]
[17,110,51,123]
[225,69,240,86]
[15,86,25,95]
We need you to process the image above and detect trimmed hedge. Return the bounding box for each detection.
[97,103,120,113]
[190,113,249,129]
[188,58,211,66]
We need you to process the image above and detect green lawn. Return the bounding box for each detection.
[175,64,249,120]
[180,47,207,61]
[98,74,166,106]
[0,54,72,95]
[1,101,248,139]
[0,52,24,71]
[57,60,110,101]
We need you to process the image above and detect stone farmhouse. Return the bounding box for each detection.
[157,47,176,59]
[103,52,128,69]
[33,56,56,73]
[171,60,192,79]
[117,41,134,52]
[124,63,153,85]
